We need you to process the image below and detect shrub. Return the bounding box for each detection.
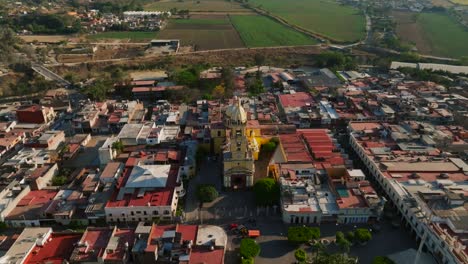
[253,178,279,206]
[196,184,218,203]
[261,141,276,152]
[355,228,372,243]
[241,258,254,264]
[372,256,395,264]
[335,231,351,252]
[288,226,320,244]
[345,231,355,242]
[335,231,345,241]
[240,238,260,259]
[52,175,67,186]
[294,249,307,262]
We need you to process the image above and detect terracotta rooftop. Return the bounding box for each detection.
[278,92,314,108]
[25,233,82,264]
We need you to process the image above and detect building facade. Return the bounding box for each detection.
[222,99,255,189]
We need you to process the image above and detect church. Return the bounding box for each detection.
[222,98,257,189]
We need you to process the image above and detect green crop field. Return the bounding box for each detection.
[249,0,365,42]
[87,31,157,41]
[158,16,244,50]
[145,0,246,12]
[230,15,317,47]
[417,12,468,58]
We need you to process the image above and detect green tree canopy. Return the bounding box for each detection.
[196,184,218,203]
[240,238,260,259]
[372,256,395,264]
[253,178,279,206]
[287,226,320,244]
[261,141,276,152]
[354,228,372,243]
[294,249,307,262]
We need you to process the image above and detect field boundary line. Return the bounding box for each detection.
[227,14,248,47]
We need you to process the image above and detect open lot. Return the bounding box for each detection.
[87,31,158,41]
[394,11,468,58]
[19,35,69,43]
[230,15,318,47]
[158,16,245,50]
[145,0,247,12]
[249,0,365,42]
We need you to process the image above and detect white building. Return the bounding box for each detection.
[348,122,468,264]
[0,227,52,264]
[105,164,182,223]
[99,136,119,165]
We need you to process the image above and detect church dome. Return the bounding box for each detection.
[226,99,247,124]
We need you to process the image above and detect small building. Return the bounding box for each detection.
[16,104,55,124]
[38,130,65,150]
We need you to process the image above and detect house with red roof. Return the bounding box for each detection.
[131,223,226,264]
[104,162,182,223]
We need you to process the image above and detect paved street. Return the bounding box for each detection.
[222,216,417,264]
[184,157,223,221]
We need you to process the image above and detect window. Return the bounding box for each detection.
[108,214,112,217]
[131,211,134,216]
[153,211,159,215]
[136,211,141,214]
[217,131,221,137]
[164,210,170,215]
[144,211,147,215]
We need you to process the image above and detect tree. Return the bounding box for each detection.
[240,238,260,259]
[345,231,355,243]
[84,79,111,101]
[247,77,264,95]
[110,67,126,83]
[52,175,67,186]
[174,70,198,86]
[253,178,279,206]
[212,84,225,99]
[221,66,235,96]
[354,228,372,244]
[254,53,265,72]
[112,140,124,154]
[287,226,320,244]
[335,231,351,252]
[261,141,276,152]
[196,184,218,203]
[372,256,395,264]
[294,249,307,262]
[241,258,254,264]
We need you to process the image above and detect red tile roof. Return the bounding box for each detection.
[103,228,135,261]
[71,228,113,262]
[106,166,178,208]
[278,92,313,108]
[177,224,198,242]
[189,247,225,264]
[25,233,82,264]
[146,224,174,253]
[16,190,57,207]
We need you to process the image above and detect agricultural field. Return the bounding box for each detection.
[450,0,468,4]
[87,31,158,41]
[230,15,317,47]
[145,0,247,12]
[248,0,365,43]
[394,11,468,58]
[157,16,244,50]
